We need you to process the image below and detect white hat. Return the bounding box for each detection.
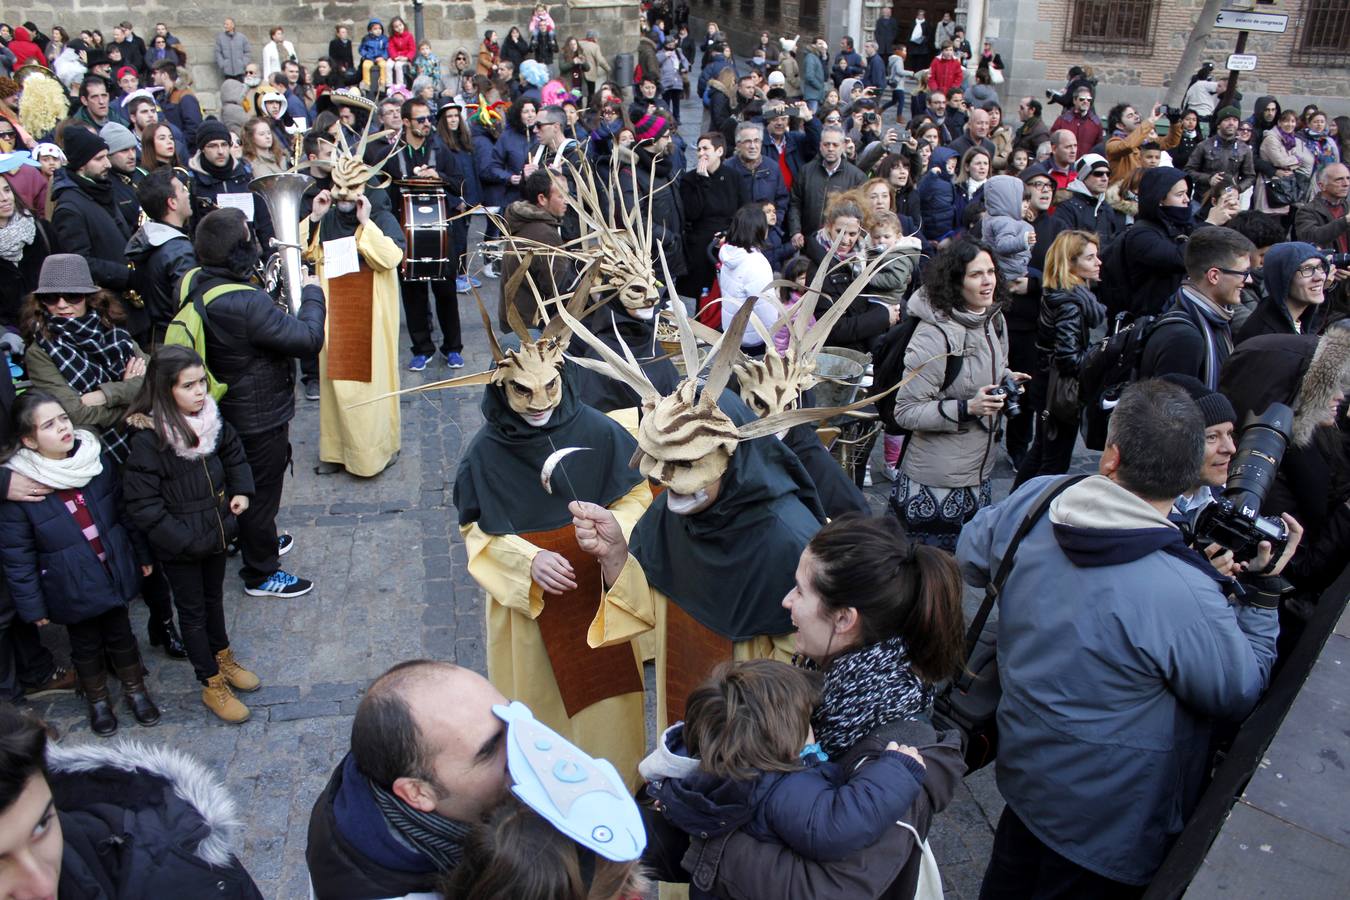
[34,142,66,163]
[767,70,785,87]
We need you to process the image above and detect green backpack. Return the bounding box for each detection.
[163,268,253,402]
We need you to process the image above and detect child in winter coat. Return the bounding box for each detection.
[0,391,159,737]
[641,660,927,900]
[773,256,815,353]
[387,17,417,89]
[413,41,443,90]
[359,19,391,95]
[121,346,261,725]
[981,173,1036,283]
[529,4,557,41]
[864,211,923,305]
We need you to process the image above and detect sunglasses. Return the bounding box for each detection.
[39,295,85,307]
[410,115,433,123]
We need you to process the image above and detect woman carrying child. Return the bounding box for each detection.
[643,513,968,898]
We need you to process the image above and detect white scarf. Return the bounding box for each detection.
[166,394,223,460]
[0,212,37,264]
[4,430,104,490]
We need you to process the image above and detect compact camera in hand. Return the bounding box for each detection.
[1185,404,1292,565]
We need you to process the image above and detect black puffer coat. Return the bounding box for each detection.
[187,266,326,436]
[50,739,264,899]
[124,221,198,336]
[187,154,275,248]
[1117,167,1196,317]
[1035,284,1106,375]
[121,410,255,562]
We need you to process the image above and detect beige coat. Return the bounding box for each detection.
[579,39,610,83]
[1255,129,1315,215]
[893,289,1010,488]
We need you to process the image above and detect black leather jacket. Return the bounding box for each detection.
[124,221,199,335]
[1035,284,1105,375]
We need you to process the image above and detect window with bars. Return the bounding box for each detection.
[1063,0,1158,55]
[800,0,820,34]
[1292,1,1350,67]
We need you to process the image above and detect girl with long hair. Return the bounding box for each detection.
[139,121,177,173]
[437,103,483,291]
[0,390,160,736]
[240,116,287,177]
[122,346,260,723]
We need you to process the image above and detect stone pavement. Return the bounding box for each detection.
[22,89,1103,900]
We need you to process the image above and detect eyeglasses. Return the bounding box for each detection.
[600,109,618,117]
[1213,266,1254,282]
[1295,263,1328,279]
[1027,181,1054,190]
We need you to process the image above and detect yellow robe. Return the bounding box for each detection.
[588,554,795,732]
[463,479,653,788]
[302,218,403,477]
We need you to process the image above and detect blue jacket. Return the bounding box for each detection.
[358,33,389,61]
[0,447,147,625]
[917,146,961,241]
[863,53,887,91]
[956,474,1278,885]
[725,156,789,235]
[697,56,734,104]
[763,118,822,182]
[487,125,534,208]
[801,51,826,103]
[832,50,864,84]
[471,123,504,208]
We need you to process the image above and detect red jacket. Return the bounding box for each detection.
[1050,110,1105,155]
[388,30,417,60]
[928,56,964,96]
[8,27,48,70]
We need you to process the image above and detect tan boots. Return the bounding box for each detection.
[201,647,261,724]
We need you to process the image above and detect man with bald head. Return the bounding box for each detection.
[1294,162,1350,317]
[306,660,511,897]
[947,107,996,158]
[1023,129,1079,195]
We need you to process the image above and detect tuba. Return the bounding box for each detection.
[250,172,315,315]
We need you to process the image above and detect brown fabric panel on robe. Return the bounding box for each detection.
[327,266,375,382]
[523,524,644,717]
[664,601,733,728]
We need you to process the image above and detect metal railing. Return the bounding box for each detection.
[1062,0,1158,55]
[1292,0,1350,67]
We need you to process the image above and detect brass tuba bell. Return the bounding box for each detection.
[250,172,314,315]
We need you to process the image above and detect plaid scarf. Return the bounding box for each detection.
[36,312,138,463]
[368,775,471,871]
[809,636,933,760]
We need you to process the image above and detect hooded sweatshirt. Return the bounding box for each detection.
[982,174,1034,280]
[956,473,1277,885]
[1236,242,1325,343]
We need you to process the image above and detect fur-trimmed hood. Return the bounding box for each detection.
[1105,180,1138,218]
[1219,322,1350,447]
[47,738,245,869]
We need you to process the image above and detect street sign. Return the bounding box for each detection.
[1226,53,1258,71]
[1213,10,1289,33]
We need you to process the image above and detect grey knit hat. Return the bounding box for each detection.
[99,122,137,154]
[32,254,99,295]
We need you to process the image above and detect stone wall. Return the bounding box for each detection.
[990,0,1350,116]
[21,2,640,112]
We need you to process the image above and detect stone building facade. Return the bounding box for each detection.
[18,2,640,112]
[989,0,1350,115]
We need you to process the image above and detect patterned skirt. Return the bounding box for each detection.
[889,472,993,552]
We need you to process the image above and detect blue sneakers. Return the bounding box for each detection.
[446,352,465,368]
[455,275,483,292]
[407,354,429,372]
[244,570,313,598]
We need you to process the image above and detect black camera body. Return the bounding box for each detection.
[1187,403,1293,564]
[994,373,1023,418]
[1325,251,1350,270]
[863,111,879,126]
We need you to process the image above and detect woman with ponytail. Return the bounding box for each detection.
[643,514,969,899]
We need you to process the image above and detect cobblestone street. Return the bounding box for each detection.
[21,88,1103,899]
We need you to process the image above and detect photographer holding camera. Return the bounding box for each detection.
[1221,323,1350,650]
[1292,163,1350,320]
[958,379,1285,898]
[890,240,1024,550]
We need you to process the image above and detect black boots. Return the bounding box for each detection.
[76,668,118,737]
[146,617,187,659]
[111,648,161,727]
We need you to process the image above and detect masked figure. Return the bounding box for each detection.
[301,126,405,476]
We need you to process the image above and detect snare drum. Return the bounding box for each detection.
[400,190,450,281]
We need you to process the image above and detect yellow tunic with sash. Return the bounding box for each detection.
[462,479,653,788]
[301,217,403,477]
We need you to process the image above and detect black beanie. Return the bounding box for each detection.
[1160,374,1237,427]
[194,208,250,267]
[196,119,233,150]
[64,127,109,172]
